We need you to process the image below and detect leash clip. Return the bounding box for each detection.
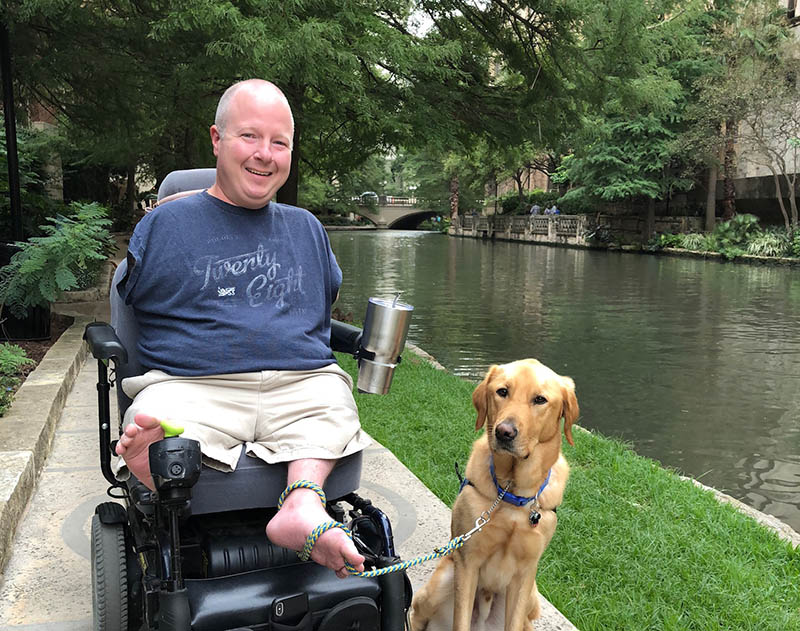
[462,513,489,541]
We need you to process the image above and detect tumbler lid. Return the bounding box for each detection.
[368,296,414,311]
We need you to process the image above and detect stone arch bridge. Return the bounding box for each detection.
[355,197,440,229]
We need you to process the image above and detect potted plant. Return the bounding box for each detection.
[0,201,114,340]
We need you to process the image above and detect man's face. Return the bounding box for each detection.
[209,87,293,209]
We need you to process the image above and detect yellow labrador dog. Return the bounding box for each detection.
[410,359,578,631]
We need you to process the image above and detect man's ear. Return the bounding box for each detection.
[210,125,221,157]
[560,376,579,446]
[472,365,498,431]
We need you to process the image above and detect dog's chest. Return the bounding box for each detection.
[474,512,551,590]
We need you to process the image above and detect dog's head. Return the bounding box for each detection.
[472,359,578,459]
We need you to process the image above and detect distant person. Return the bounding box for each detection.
[529,204,541,215]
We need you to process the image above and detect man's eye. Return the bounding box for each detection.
[242,133,257,140]
[533,395,547,405]
[496,388,508,398]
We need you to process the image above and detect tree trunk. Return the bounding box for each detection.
[643,197,656,241]
[722,117,737,220]
[705,165,717,232]
[125,162,137,222]
[784,171,798,230]
[772,171,791,233]
[449,174,459,220]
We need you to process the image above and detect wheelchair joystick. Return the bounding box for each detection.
[147,422,201,631]
[148,434,202,504]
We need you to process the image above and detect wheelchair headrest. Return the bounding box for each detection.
[155,168,216,208]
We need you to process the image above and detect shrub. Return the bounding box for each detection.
[0,201,114,318]
[527,189,561,209]
[678,233,708,251]
[712,214,759,260]
[499,192,523,215]
[790,231,800,257]
[746,230,790,257]
[652,233,684,249]
[0,343,34,416]
[501,189,585,216]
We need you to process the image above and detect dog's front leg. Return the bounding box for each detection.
[504,570,539,631]
[409,556,454,631]
[452,550,480,631]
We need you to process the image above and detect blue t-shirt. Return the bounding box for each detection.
[118,192,342,376]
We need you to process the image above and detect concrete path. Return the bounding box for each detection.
[0,306,577,630]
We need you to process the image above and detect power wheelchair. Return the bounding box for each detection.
[83,169,413,631]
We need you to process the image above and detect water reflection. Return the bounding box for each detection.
[330,231,800,532]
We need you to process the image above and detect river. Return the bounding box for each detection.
[328,230,800,533]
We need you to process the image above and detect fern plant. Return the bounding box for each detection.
[678,233,708,251]
[745,230,790,257]
[0,343,34,416]
[0,202,114,318]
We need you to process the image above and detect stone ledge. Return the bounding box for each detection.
[684,477,800,548]
[659,247,800,266]
[0,450,35,578]
[53,259,116,304]
[0,316,92,577]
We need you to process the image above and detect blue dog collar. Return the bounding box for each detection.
[489,455,551,507]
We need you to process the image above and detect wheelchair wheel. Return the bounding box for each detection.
[91,514,129,631]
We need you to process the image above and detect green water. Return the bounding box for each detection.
[329,230,800,532]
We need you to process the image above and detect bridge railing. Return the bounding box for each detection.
[450,213,588,245]
[351,196,418,206]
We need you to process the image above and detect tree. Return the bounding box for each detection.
[8,1,487,210]
[689,0,799,232]
[552,0,715,237]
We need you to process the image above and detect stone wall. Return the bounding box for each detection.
[450,214,704,245]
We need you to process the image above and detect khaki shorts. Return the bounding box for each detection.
[116,363,370,474]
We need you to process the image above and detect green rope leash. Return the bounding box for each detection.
[344,534,468,578]
[277,478,509,577]
[344,479,510,578]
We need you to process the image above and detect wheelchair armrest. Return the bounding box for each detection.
[84,322,128,365]
[331,319,362,356]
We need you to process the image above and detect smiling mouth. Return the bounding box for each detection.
[246,167,272,177]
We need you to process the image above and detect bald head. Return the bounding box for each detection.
[214,79,294,140]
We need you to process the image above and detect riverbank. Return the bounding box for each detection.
[449,219,800,267]
[336,350,800,631]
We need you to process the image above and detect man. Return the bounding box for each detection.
[114,79,368,578]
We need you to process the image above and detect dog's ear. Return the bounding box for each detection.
[472,365,497,431]
[560,376,579,446]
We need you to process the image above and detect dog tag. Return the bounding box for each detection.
[529,509,541,526]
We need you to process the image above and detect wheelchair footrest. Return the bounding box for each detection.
[186,563,381,631]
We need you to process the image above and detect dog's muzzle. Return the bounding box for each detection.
[495,421,518,448]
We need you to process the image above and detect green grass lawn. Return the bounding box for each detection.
[337,351,800,631]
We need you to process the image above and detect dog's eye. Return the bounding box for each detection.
[533,395,547,405]
[496,388,509,398]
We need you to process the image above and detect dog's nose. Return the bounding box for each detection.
[495,422,518,443]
